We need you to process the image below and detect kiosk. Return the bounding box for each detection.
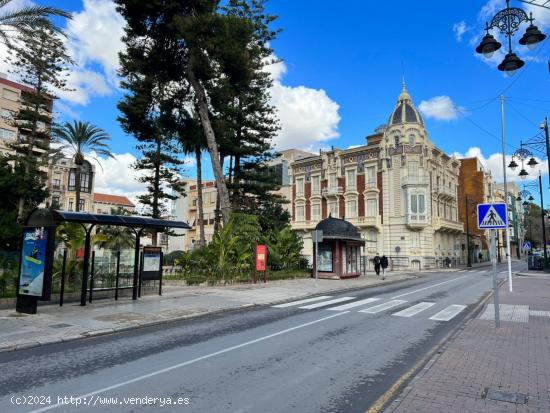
[313,215,365,279]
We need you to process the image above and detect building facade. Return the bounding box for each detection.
[0,75,52,178]
[457,157,494,263]
[93,193,135,214]
[46,157,95,213]
[290,84,464,270]
[494,183,524,260]
[168,179,218,252]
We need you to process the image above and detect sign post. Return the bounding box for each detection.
[312,230,323,284]
[255,245,267,283]
[478,203,508,328]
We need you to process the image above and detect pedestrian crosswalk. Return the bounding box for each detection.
[272,295,467,322]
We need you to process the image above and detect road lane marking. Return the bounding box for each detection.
[326,297,380,311]
[392,302,435,318]
[358,300,407,314]
[272,295,333,308]
[391,275,468,299]
[429,305,467,321]
[299,296,355,309]
[27,311,350,413]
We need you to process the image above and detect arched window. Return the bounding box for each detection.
[409,134,416,145]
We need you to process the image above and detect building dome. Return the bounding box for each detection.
[388,81,423,126]
[315,215,363,241]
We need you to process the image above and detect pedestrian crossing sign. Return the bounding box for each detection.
[477,203,507,229]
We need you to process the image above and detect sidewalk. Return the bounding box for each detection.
[385,275,550,413]
[0,272,414,353]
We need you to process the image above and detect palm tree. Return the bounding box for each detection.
[0,0,70,45]
[54,121,113,212]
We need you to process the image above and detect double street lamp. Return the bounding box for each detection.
[508,117,550,186]
[475,0,546,75]
[515,173,548,266]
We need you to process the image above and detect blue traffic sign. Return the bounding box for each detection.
[522,241,532,251]
[477,203,508,229]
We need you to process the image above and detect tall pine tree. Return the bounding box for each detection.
[6,22,71,222]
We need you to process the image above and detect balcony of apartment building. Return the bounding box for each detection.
[322,186,343,198]
[292,220,317,231]
[189,197,198,211]
[401,174,429,187]
[435,184,456,200]
[406,213,428,230]
[348,215,382,231]
[433,217,464,233]
[50,179,65,192]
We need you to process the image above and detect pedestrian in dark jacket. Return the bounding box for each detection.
[380,255,389,280]
[373,253,381,276]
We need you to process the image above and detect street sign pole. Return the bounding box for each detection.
[312,230,323,287]
[491,229,501,328]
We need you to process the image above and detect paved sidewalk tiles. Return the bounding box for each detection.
[386,276,550,413]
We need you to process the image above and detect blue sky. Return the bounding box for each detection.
[28,0,550,202]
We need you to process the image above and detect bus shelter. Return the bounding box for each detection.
[16,209,190,314]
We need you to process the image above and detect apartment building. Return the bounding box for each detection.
[457,157,495,263]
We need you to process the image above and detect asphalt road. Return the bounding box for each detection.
[0,263,525,413]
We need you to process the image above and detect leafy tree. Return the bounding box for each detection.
[267,225,303,270]
[117,3,186,244]
[6,22,71,222]
[0,0,69,45]
[523,202,547,248]
[0,155,47,249]
[54,121,113,212]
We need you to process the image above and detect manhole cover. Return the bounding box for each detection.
[486,389,527,404]
[49,323,73,329]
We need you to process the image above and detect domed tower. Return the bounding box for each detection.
[383,80,427,149]
[379,82,432,269]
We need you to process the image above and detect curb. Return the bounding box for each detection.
[0,275,419,354]
[377,277,506,413]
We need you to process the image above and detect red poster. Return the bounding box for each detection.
[256,244,267,271]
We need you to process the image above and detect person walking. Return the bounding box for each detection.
[380,255,389,280]
[373,253,381,276]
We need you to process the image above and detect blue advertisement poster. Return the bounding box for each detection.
[19,227,48,297]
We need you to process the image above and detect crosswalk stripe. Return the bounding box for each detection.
[299,297,356,309]
[429,305,467,321]
[392,302,435,317]
[272,296,333,308]
[358,300,407,314]
[326,297,381,311]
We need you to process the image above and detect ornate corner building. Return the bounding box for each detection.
[290,84,464,270]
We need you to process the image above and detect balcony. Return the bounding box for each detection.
[349,215,382,231]
[406,214,428,230]
[433,217,463,233]
[292,220,317,231]
[401,175,429,187]
[436,185,456,199]
[322,186,343,198]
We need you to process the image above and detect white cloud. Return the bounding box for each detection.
[453,21,469,42]
[452,146,548,184]
[92,152,146,206]
[60,0,125,105]
[419,96,464,121]
[265,58,341,150]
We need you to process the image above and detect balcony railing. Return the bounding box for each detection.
[292,220,317,230]
[401,175,429,186]
[433,217,463,233]
[349,215,382,229]
[322,186,343,197]
[406,213,428,229]
[437,185,456,198]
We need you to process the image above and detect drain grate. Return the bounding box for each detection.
[486,389,527,405]
[49,323,73,329]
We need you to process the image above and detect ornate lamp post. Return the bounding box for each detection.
[516,174,548,267]
[475,0,546,75]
